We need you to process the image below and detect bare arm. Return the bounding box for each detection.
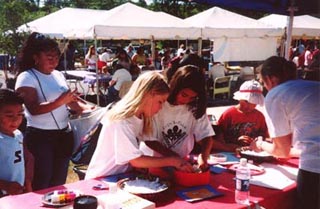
[0,180,24,195]
[16,87,77,115]
[250,134,292,158]
[211,133,239,152]
[129,155,193,172]
[109,79,116,87]
[197,136,213,170]
[23,144,34,193]
[289,147,301,158]
[144,141,179,157]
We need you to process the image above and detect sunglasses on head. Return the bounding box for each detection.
[34,33,46,40]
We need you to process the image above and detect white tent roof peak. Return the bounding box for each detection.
[258,14,320,37]
[184,6,282,39]
[93,2,200,39]
[185,6,277,29]
[95,2,188,28]
[18,7,108,39]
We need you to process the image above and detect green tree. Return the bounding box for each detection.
[0,0,44,55]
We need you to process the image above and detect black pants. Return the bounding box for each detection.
[24,127,74,190]
[296,169,320,209]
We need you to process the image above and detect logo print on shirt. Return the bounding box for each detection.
[162,125,187,149]
[14,150,22,163]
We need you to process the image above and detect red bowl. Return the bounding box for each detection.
[173,170,210,187]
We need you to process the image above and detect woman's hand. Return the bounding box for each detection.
[1,181,24,195]
[250,137,264,152]
[172,157,194,173]
[197,154,209,171]
[238,135,254,146]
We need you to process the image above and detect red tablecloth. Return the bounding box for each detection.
[0,159,298,209]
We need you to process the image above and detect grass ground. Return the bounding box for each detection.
[66,162,80,184]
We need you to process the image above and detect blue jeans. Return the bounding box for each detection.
[296,169,320,209]
[24,127,74,190]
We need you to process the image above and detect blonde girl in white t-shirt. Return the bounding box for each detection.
[85,71,193,179]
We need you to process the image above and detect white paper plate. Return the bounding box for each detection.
[41,189,82,207]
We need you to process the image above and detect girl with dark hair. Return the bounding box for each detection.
[143,65,214,171]
[250,56,320,209]
[112,48,132,71]
[15,32,94,190]
[85,71,193,179]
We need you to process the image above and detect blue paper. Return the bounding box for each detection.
[176,185,223,202]
[219,152,240,162]
[210,165,227,174]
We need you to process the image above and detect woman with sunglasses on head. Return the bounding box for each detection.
[15,32,93,190]
[142,65,214,172]
[250,56,320,209]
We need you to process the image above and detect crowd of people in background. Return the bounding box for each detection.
[289,39,320,81]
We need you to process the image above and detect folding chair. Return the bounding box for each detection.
[212,76,232,99]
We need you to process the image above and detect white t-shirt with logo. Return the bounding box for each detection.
[143,102,215,158]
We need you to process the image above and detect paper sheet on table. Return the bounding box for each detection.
[60,191,155,209]
[250,163,298,190]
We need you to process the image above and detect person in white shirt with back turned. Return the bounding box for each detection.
[106,63,132,104]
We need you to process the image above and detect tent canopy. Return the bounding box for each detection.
[19,3,201,40]
[192,0,320,59]
[92,3,201,40]
[192,0,319,15]
[184,6,282,38]
[259,14,320,38]
[18,7,108,39]
[184,7,282,61]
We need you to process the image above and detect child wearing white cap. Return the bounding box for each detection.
[212,80,269,152]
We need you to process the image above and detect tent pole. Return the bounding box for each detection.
[198,38,202,57]
[63,38,67,71]
[285,6,296,60]
[94,36,100,106]
[150,36,155,69]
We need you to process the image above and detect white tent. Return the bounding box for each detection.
[18,7,108,39]
[184,7,283,62]
[18,3,201,40]
[258,14,320,38]
[91,3,201,40]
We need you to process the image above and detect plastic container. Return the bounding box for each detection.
[173,169,210,187]
[235,158,250,205]
[73,195,97,209]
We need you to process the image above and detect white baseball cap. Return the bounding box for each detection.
[233,80,264,106]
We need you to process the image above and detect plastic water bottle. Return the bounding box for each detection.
[235,158,250,205]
